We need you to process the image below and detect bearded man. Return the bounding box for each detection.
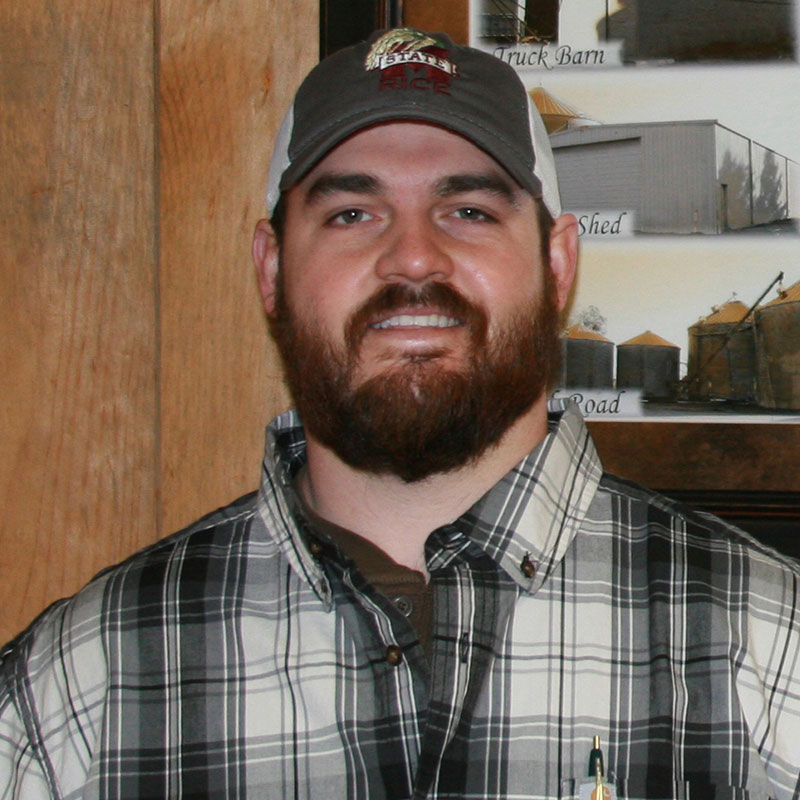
[2,28,800,800]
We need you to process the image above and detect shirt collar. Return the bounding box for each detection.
[255,409,335,607]
[451,398,603,593]
[256,399,602,602]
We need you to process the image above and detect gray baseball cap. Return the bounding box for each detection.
[266,28,561,217]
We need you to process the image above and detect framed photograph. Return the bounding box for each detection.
[464,0,800,528]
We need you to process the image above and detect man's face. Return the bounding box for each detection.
[260,122,575,481]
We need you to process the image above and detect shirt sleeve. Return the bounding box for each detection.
[0,587,108,800]
[0,687,53,799]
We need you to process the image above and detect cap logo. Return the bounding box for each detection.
[364,28,458,94]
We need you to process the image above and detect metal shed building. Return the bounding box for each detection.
[550,120,797,234]
[604,0,793,61]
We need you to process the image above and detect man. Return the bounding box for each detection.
[1,27,799,800]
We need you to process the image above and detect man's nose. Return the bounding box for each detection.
[374,216,455,284]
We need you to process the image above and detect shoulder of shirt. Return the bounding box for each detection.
[0,490,263,673]
[595,470,800,573]
[1,412,308,678]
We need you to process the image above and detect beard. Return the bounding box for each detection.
[269,272,561,483]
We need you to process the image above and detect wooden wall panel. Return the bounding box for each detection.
[588,421,800,493]
[158,1,315,534]
[0,2,158,642]
[1,1,317,643]
[404,0,469,43]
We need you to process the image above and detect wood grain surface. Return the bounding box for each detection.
[405,0,469,44]
[158,1,307,534]
[0,1,314,643]
[588,420,800,493]
[0,2,158,642]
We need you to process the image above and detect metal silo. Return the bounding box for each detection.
[562,325,614,388]
[686,301,756,403]
[617,331,680,400]
[753,280,800,410]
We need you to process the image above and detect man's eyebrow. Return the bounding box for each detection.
[303,173,381,205]
[434,173,520,205]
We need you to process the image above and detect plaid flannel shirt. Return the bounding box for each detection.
[2,400,800,799]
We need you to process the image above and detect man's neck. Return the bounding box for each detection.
[296,398,550,573]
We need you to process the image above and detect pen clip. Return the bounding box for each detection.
[588,735,604,780]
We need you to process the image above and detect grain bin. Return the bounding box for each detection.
[562,325,615,388]
[617,330,680,400]
[753,280,800,410]
[686,301,756,403]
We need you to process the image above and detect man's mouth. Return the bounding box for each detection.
[371,314,461,330]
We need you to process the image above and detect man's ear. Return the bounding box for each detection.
[547,213,579,311]
[252,218,280,314]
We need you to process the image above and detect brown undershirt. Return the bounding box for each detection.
[300,502,435,660]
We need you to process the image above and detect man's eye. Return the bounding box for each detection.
[329,208,373,225]
[452,207,494,222]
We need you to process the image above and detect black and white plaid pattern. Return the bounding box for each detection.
[2,401,799,799]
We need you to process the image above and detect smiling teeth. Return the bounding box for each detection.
[373,314,460,329]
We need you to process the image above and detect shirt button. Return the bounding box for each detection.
[308,539,324,558]
[520,553,536,578]
[385,645,403,666]
[392,595,414,617]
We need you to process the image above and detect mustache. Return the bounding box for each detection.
[345,282,488,350]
